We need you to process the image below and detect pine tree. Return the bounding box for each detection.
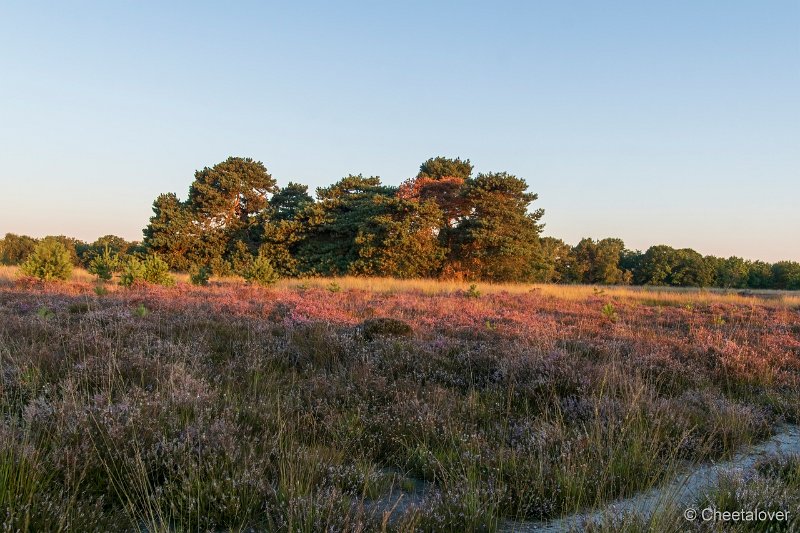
[449,172,544,281]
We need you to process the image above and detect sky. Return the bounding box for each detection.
[1,1,798,262]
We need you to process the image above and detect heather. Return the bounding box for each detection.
[1,280,798,531]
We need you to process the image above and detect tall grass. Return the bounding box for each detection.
[2,265,798,308]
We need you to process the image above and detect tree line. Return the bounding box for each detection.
[2,155,798,289]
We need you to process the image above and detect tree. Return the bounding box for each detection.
[399,156,473,233]
[294,175,396,275]
[120,255,174,287]
[571,238,629,284]
[636,245,678,285]
[188,157,277,231]
[269,182,313,221]
[143,193,200,270]
[20,238,73,281]
[145,157,279,273]
[88,246,120,281]
[534,237,574,282]
[714,256,751,288]
[636,245,714,287]
[349,196,446,278]
[42,236,82,266]
[79,235,137,267]
[449,172,544,281]
[0,233,37,265]
[748,261,774,289]
[256,182,315,277]
[771,261,800,290]
[670,249,715,287]
[243,253,279,286]
[416,156,473,182]
[619,249,643,282]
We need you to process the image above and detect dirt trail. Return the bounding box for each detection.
[501,425,800,532]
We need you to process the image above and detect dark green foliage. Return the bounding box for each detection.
[143,193,200,270]
[711,256,749,288]
[450,172,544,281]
[88,246,119,281]
[635,245,715,287]
[229,241,255,275]
[144,157,280,273]
[120,255,175,287]
[350,196,446,278]
[571,238,630,284]
[771,261,800,290]
[189,265,211,286]
[0,233,37,265]
[119,257,147,287]
[243,254,279,286]
[294,175,396,275]
[465,284,481,298]
[40,235,82,266]
[269,182,313,221]
[20,238,73,281]
[360,317,413,341]
[135,155,799,289]
[79,235,137,268]
[747,261,774,289]
[417,156,473,182]
[534,237,575,282]
[188,157,277,230]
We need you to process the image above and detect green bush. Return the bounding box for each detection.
[243,254,279,286]
[20,238,73,281]
[120,257,146,287]
[120,255,175,287]
[87,246,119,281]
[601,302,618,322]
[190,265,211,286]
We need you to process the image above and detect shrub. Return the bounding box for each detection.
[119,257,147,287]
[465,284,481,298]
[601,302,618,322]
[120,255,175,287]
[243,255,279,286]
[190,265,211,286]
[327,281,341,293]
[19,239,73,281]
[88,246,119,281]
[361,317,414,341]
[142,255,175,286]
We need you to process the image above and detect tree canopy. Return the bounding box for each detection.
[11,154,796,290]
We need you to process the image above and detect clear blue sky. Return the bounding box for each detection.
[1,1,798,261]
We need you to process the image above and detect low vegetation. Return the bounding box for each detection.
[0,277,797,531]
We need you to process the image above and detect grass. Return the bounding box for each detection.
[0,274,798,531]
[3,265,799,307]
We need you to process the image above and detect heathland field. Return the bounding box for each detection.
[1,272,799,531]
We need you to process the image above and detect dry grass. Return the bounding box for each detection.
[2,265,797,308]
[279,276,800,307]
